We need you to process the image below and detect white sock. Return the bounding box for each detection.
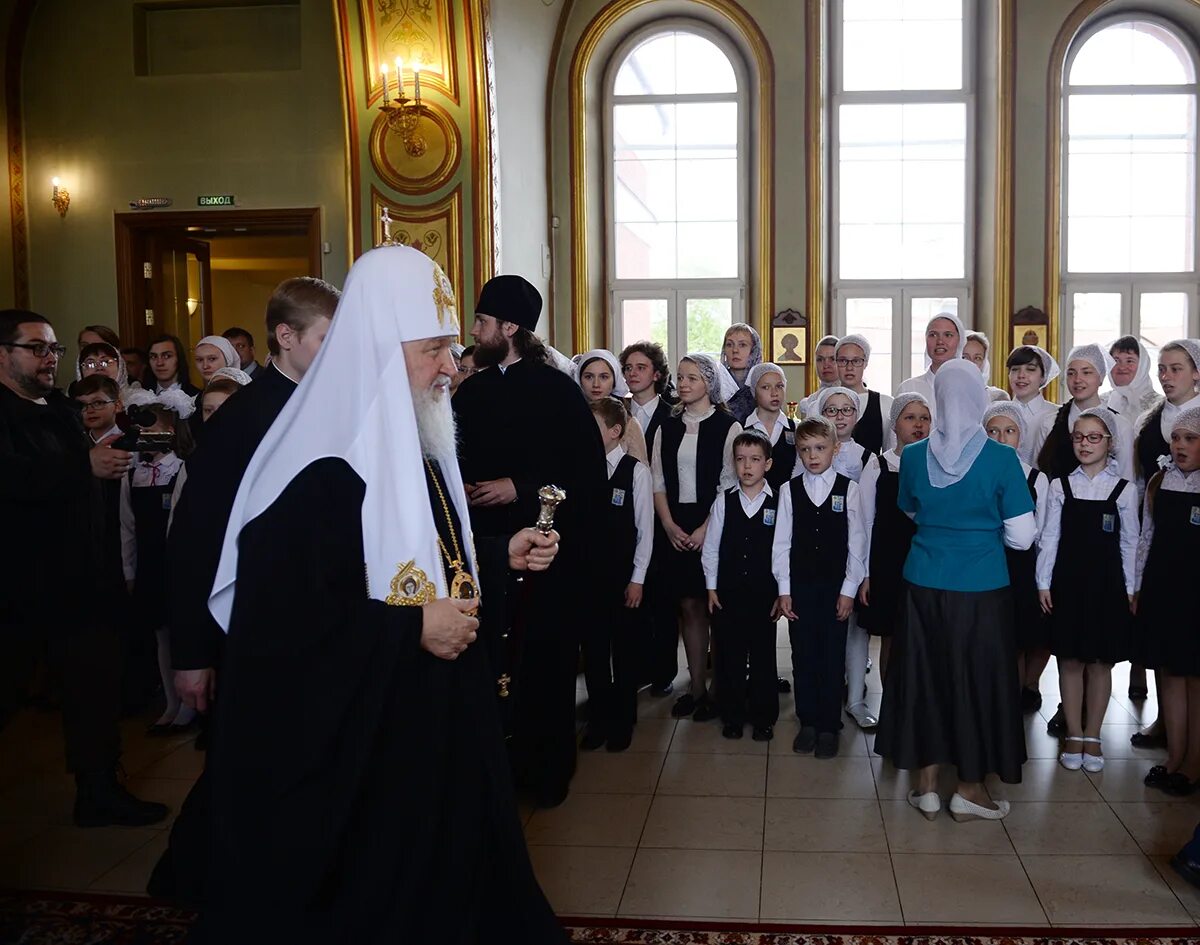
[844,617,869,708]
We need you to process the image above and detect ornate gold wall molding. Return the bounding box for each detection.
[567,0,775,353]
[5,0,37,308]
[368,100,462,194]
[360,0,459,104]
[465,0,499,295]
[804,0,825,390]
[372,183,464,317]
[992,0,1015,388]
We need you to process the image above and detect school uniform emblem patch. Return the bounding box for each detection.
[1102,513,1115,533]
[831,494,845,513]
[784,431,795,445]
[611,488,626,507]
[763,508,776,526]
[1191,506,1200,526]
[161,493,173,511]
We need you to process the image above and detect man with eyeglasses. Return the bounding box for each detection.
[834,334,893,456]
[0,309,168,827]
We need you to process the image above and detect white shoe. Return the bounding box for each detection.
[907,790,941,821]
[948,792,1010,822]
[846,702,878,730]
[1081,736,1105,773]
[1060,736,1085,771]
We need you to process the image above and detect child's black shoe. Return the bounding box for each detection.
[815,731,839,758]
[752,725,773,742]
[580,727,606,751]
[792,726,816,753]
[722,722,743,740]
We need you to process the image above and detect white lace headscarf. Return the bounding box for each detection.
[682,352,739,406]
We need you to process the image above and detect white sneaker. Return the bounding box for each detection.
[1081,736,1105,772]
[907,790,941,821]
[948,792,1010,822]
[845,702,878,730]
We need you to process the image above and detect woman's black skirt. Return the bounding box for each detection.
[875,582,1026,784]
[666,501,709,600]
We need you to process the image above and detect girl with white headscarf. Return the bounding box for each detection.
[721,322,763,424]
[1032,344,1135,483]
[815,385,870,484]
[651,353,743,721]
[856,393,931,690]
[1134,406,1200,796]
[743,362,797,488]
[193,335,240,387]
[1036,407,1137,775]
[963,331,1010,403]
[799,334,842,418]
[834,334,894,454]
[574,349,648,463]
[74,340,141,399]
[983,401,1052,714]
[1105,335,1161,420]
[875,360,1036,823]
[1133,339,1200,481]
[895,312,967,415]
[1005,345,1060,462]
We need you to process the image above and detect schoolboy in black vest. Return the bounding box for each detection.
[702,432,784,740]
[777,417,867,759]
[582,399,654,753]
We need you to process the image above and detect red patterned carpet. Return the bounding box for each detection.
[2,893,1197,945]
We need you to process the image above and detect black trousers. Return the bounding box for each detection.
[581,588,640,738]
[789,581,847,735]
[1,622,121,773]
[644,539,679,688]
[713,589,778,728]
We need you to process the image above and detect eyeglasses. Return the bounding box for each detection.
[79,399,115,411]
[457,365,477,375]
[1070,432,1111,444]
[4,341,66,359]
[835,357,866,368]
[82,359,117,372]
[822,405,857,418]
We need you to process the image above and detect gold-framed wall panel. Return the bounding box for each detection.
[567,0,775,354]
[804,0,824,390]
[359,0,459,105]
[992,0,1016,389]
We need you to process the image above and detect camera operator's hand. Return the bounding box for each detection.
[90,433,133,480]
[175,668,216,713]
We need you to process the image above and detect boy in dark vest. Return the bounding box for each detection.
[583,399,654,752]
[777,417,867,758]
[702,431,785,741]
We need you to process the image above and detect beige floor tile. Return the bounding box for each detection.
[640,795,764,850]
[524,793,652,847]
[0,826,161,890]
[760,851,900,922]
[1086,759,1200,804]
[1096,723,1169,761]
[891,853,1047,924]
[88,831,169,895]
[985,758,1103,803]
[527,844,635,916]
[1023,718,1071,760]
[1003,801,1141,855]
[1151,854,1200,921]
[770,721,868,756]
[763,798,887,853]
[1111,801,1200,856]
[768,755,877,799]
[134,744,207,780]
[669,719,768,755]
[637,693,683,720]
[880,799,1015,854]
[656,752,767,797]
[628,719,677,753]
[618,847,761,919]
[869,756,959,800]
[570,751,665,795]
[1022,854,1193,926]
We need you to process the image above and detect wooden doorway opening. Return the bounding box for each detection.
[114,207,322,355]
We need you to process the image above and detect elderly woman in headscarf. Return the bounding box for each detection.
[895,312,967,417]
[193,335,241,387]
[574,348,648,463]
[1105,335,1161,421]
[875,360,1036,823]
[721,322,763,423]
[650,352,742,722]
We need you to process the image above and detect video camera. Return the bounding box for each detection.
[112,405,175,454]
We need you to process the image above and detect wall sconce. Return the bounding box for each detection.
[51,177,70,217]
[378,57,427,157]
[186,298,199,315]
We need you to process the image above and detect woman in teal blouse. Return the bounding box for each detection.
[875,360,1037,823]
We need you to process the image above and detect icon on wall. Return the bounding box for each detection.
[1013,324,1045,350]
[772,308,806,365]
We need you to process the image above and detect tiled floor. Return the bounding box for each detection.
[3,639,1200,928]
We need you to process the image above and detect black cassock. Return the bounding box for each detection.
[452,358,607,801]
[196,457,565,945]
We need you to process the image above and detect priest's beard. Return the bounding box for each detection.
[413,377,458,466]
[471,332,510,369]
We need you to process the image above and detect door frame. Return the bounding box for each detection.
[113,207,322,347]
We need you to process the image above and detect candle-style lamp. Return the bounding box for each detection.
[377,54,426,157]
[51,177,70,218]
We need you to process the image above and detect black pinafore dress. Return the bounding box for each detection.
[1007,467,1046,650]
[1137,485,1200,676]
[857,460,913,638]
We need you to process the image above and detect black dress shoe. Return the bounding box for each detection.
[74,769,169,828]
[1131,728,1168,749]
[1171,851,1200,891]
[671,694,696,718]
[1128,684,1149,700]
[535,782,570,809]
[1145,764,1171,788]
[752,725,774,742]
[792,726,816,754]
[1046,704,1066,736]
[1162,772,1198,797]
[606,731,633,753]
[777,677,791,694]
[145,722,175,737]
[815,731,839,759]
[650,682,673,697]
[580,728,606,751]
[692,695,719,722]
[722,722,744,740]
[1020,687,1042,713]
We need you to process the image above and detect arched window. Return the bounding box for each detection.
[605,23,747,360]
[1062,17,1199,364]
[830,0,973,394]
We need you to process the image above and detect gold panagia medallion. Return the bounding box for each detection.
[386,560,436,607]
[450,568,478,614]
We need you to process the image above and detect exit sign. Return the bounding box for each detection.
[198,195,235,207]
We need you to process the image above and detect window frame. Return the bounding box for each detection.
[603,17,750,357]
[828,0,977,390]
[1060,13,1200,351]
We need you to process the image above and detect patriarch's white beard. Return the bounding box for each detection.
[413,379,457,465]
